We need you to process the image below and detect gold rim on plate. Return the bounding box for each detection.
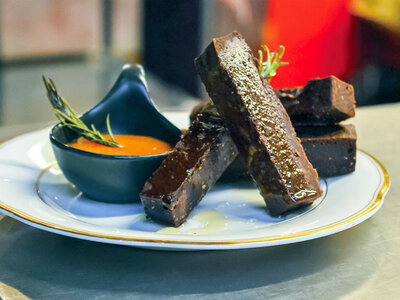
[0,137,391,246]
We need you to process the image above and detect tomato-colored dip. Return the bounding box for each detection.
[68,135,173,156]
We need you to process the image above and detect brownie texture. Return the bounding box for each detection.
[277,76,355,124]
[296,124,357,177]
[219,125,357,180]
[195,31,322,216]
[140,105,237,227]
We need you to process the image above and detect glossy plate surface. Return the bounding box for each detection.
[0,113,390,250]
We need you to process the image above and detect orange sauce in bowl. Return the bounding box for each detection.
[68,135,173,156]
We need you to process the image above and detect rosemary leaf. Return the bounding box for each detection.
[258,45,289,82]
[43,76,120,148]
[106,114,117,144]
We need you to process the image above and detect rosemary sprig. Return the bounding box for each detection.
[42,76,120,147]
[258,45,289,82]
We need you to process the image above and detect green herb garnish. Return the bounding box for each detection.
[42,76,120,147]
[258,45,289,82]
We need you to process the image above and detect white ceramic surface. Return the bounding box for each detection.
[0,113,390,250]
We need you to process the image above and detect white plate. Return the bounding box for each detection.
[0,113,390,250]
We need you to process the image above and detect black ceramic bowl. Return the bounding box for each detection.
[50,64,182,203]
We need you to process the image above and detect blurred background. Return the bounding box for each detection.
[0,0,399,128]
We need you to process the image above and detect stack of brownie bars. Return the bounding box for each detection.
[213,74,357,181]
[140,31,356,227]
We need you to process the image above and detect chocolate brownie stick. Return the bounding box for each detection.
[296,125,357,177]
[140,106,237,226]
[277,76,355,124]
[196,31,322,215]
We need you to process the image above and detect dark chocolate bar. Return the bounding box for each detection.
[220,125,357,180]
[140,106,237,227]
[296,124,357,177]
[191,76,355,125]
[195,31,322,216]
[277,76,355,124]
